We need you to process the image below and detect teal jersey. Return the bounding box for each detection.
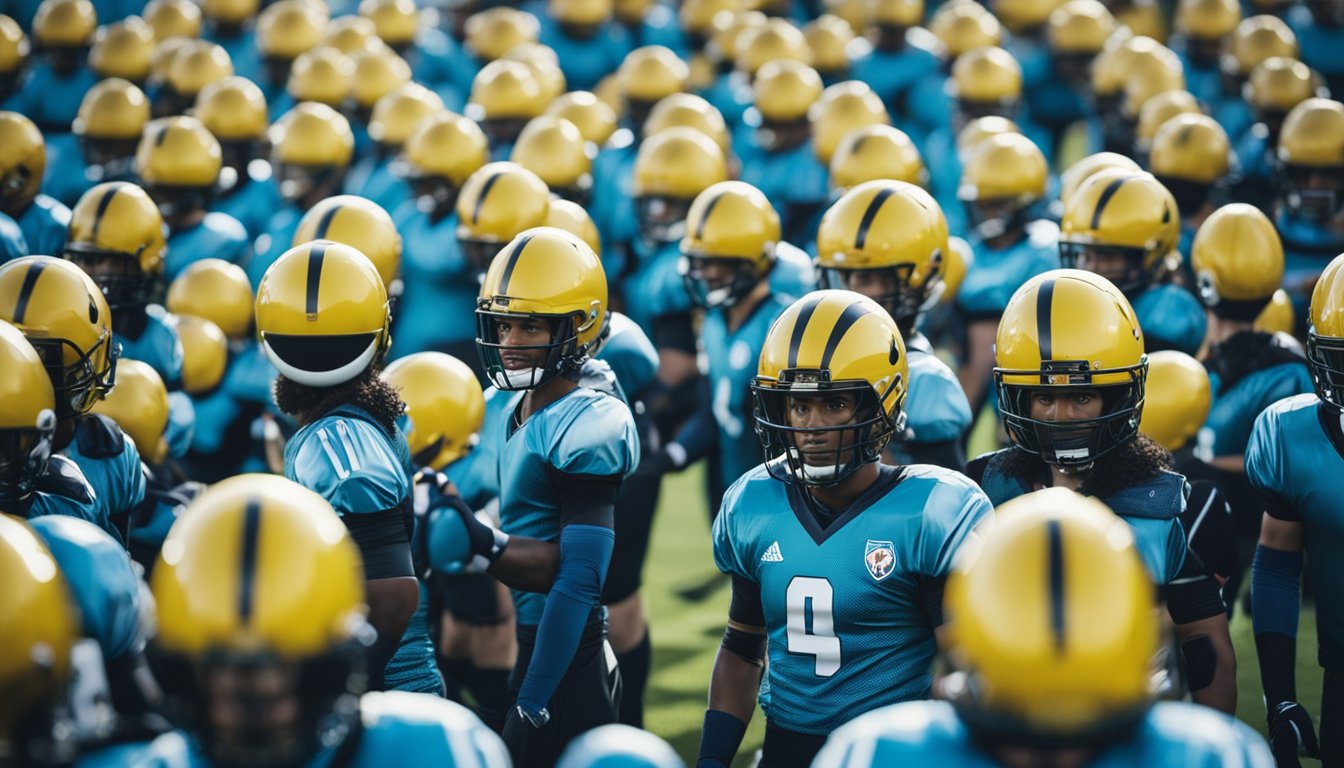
[1246,394,1344,670]
[129,691,509,767]
[164,212,251,282]
[902,334,973,446]
[1132,284,1207,356]
[63,415,147,540]
[17,193,70,257]
[490,387,639,624]
[972,448,1188,584]
[117,306,184,387]
[770,243,816,300]
[595,311,659,400]
[702,293,793,492]
[389,205,479,353]
[956,221,1060,319]
[622,239,693,339]
[383,584,444,695]
[212,167,279,239]
[445,386,511,509]
[23,455,103,534]
[812,700,1273,767]
[1200,361,1313,460]
[712,462,992,734]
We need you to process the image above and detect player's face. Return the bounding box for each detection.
[694,257,738,292]
[492,315,553,370]
[841,269,899,304]
[994,746,1094,768]
[1028,389,1104,422]
[202,662,304,761]
[786,391,859,463]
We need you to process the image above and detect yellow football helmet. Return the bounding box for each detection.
[994,269,1147,466]
[135,115,223,189]
[1048,0,1116,55]
[150,474,367,767]
[64,181,167,313]
[708,10,766,68]
[0,320,58,504]
[502,43,567,104]
[944,488,1157,738]
[382,352,485,470]
[618,45,690,112]
[367,82,444,148]
[753,289,909,486]
[0,514,76,738]
[995,0,1066,34]
[147,36,190,88]
[255,240,390,387]
[1247,57,1317,119]
[1138,350,1210,452]
[1256,289,1294,336]
[1058,151,1142,207]
[632,126,729,245]
[0,15,25,76]
[736,18,810,77]
[1175,0,1240,41]
[320,15,380,56]
[679,180,779,308]
[930,2,1003,59]
[873,0,923,28]
[1222,14,1297,78]
[955,115,1020,162]
[166,258,254,341]
[510,116,592,203]
[286,45,354,107]
[73,77,150,141]
[90,358,168,464]
[549,0,613,26]
[269,101,355,168]
[544,199,602,256]
[1309,253,1344,411]
[293,195,401,291]
[1190,202,1283,318]
[467,59,550,123]
[144,0,202,40]
[816,180,947,330]
[464,7,540,62]
[829,124,926,192]
[753,59,824,123]
[642,93,731,152]
[475,227,607,390]
[456,162,552,275]
[193,76,269,142]
[360,0,419,48]
[32,0,96,48]
[1149,112,1230,192]
[679,0,740,40]
[1275,98,1344,221]
[959,132,1047,240]
[0,111,45,215]
[164,39,233,106]
[256,0,325,62]
[0,256,117,416]
[545,91,618,148]
[803,14,855,79]
[402,111,490,207]
[173,314,229,396]
[203,0,260,26]
[1058,168,1180,296]
[1134,89,1201,152]
[1119,41,1185,119]
[809,80,890,163]
[90,17,155,82]
[614,0,652,25]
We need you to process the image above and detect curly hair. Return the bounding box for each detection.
[995,433,1174,499]
[273,367,404,434]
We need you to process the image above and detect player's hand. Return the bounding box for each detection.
[426,490,507,571]
[1267,701,1319,766]
[647,442,688,474]
[502,702,552,757]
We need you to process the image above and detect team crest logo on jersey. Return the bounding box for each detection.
[864,540,896,582]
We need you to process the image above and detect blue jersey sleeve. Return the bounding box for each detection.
[164,391,195,460]
[288,417,411,514]
[596,312,659,399]
[1132,285,1208,356]
[1244,397,1295,512]
[550,394,640,478]
[906,353,973,444]
[912,470,994,576]
[711,470,764,581]
[1208,365,1314,459]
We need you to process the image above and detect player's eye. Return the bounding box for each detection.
[1073,393,1094,405]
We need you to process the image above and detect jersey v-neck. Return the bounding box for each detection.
[784,464,906,546]
[1318,401,1344,462]
[507,386,578,440]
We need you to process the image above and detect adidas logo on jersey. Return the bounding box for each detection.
[761,541,784,563]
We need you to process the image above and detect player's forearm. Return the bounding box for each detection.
[1251,542,1304,705]
[1173,616,1237,714]
[488,537,560,593]
[700,647,763,768]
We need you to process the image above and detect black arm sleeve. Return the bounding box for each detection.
[728,574,766,627]
[551,470,623,529]
[916,574,948,629]
[653,310,698,355]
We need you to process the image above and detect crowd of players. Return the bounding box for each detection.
[0,0,1342,765]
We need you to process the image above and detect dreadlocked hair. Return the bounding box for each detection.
[273,366,404,435]
[996,433,1174,500]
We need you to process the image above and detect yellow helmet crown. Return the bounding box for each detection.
[382,353,486,470]
[286,45,354,107]
[455,162,552,258]
[1224,14,1297,77]
[320,15,380,56]
[73,77,150,140]
[633,126,729,198]
[91,358,169,464]
[1048,0,1115,53]
[1190,202,1283,313]
[753,59,824,123]
[166,258,254,341]
[173,314,230,396]
[136,115,223,188]
[680,180,779,307]
[1277,97,1344,168]
[368,82,444,147]
[1119,41,1185,118]
[618,45,690,105]
[1247,57,1317,114]
[830,124,925,191]
[203,0,260,26]
[736,18,811,76]
[360,0,419,47]
[548,0,613,26]
[464,7,540,62]
[502,44,568,104]
[804,14,857,76]
[89,17,154,81]
[0,112,46,212]
[1309,253,1344,411]
[544,199,602,256]
[930,2,1003,58]
[269,101,354,167]
[256,0,325,60]
[1148,112,1230,184]
[293,195,402,290]
[403,111,489,187]
[1134,89,1201,150]
[545,90,619,147]
[193,76,269,142]
[66,181,168,298]
[643,93,731,153]
[809,80,890,162]
[166,39,233,100]
[255,240,390,387]
[511,115,593,195]
[956,115,1020,162]
[32,0,96,47]
[350,47,411,110]
[873,0,923,28]
[1058,151,1141,207]
[1138,350,1210,451]
[959,131,1047,202]
[944,488,1157,737]
[144,0,201,40]
[1058,168,1180,295]
[468,59,550,121]
[1175,0,1241,40]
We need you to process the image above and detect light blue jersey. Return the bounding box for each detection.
[621,239,693,339]
[812,700,1273,767]
[1277,210,1344,315]
[702,293,793,492]
[589,137,638,256]
[898,334,973,451]
[1200,357,1312,460]
[1,62,97,133]
[972,448,1188,584]
[16,193,70,256]
[20,454,102,531]
[345,157,410,215]
[210,29,262,84]
[213,166,280,238]
[736,140,829,238]
[248,206,303,288]
[389,206,479,355]
[595,311,659,400]
[127,691,510,768]
[0,209,28,262]
[537,15,632,92]
[1289,5,1344,91]
[443,385,511,509]
[1246,394,1344,670]
[164,212,251,282]
[956,221,1060,319]
[1132,284,1207,356]
[771,242,815,299]
[712,462,992,734]
[117,306,184,387]
[63,414,147,542]
[850,31,943,124]
[490,386,639,624]
[403,28,470,109]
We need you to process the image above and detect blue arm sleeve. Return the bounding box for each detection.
[515,523,615,713]
[1251,545,1302,638]
[673,387,717,464]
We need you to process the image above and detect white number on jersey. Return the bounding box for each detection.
[786,576,841,677]
[317,420,363,480]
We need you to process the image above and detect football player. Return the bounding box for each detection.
[193,76,279,239]
[52,77,148,206]
[0,112,70,257]
[812,489,1272,767]
[699,290,992,768]
[1246,252,1344,766]
[1274,98,1344,316]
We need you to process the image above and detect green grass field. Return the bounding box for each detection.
[640,462,1327,765]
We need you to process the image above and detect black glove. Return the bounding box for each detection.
[502,703,552,764]
[646,441,689,475]
[1267,701,1319,767]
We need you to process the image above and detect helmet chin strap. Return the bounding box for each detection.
[498,366,546,390]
